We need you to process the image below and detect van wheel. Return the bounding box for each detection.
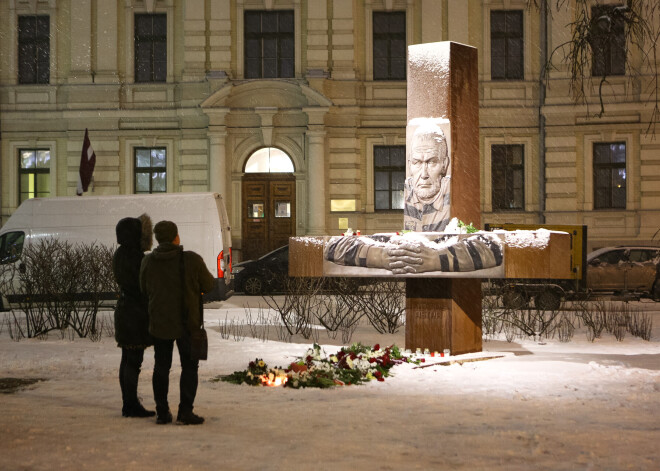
[243,276,263,296]
[534,289,562,311]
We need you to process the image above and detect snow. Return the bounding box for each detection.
[1,296,659,470]
[501,228,553,249]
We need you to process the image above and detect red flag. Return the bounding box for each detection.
[76,128,96,196]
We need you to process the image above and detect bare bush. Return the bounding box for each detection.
[263,277,325,338]
[314,293,363,343]
[576,299,607,342]
[482,294,506,340]
[555,313,576,343]
[357,281,405,334]
[628,309,653,341]
[4,238,117,340]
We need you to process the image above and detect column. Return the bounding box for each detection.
[209,129,227,197]
[95,0,119,83]
[69,0,93,83]
[306,131,326,235]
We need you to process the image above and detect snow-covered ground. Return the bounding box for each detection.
[1,296,659,470]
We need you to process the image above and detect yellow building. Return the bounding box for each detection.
[1,0,659,259]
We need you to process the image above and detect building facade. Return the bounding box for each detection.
[1,0,659,260]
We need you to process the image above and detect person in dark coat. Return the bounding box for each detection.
[113,214,155,418]
[139,220,214,425]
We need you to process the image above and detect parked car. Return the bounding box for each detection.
[586,246,660,299]
[232,244,370,295]
[232,245,290,295]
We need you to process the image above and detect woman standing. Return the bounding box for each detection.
[113,214,155,417]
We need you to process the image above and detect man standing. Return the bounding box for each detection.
[140,220,214,425]
[404,122,451,232]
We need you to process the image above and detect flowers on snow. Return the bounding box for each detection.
[220,343,415,389]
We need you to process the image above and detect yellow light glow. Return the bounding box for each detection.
[330,199,356,212]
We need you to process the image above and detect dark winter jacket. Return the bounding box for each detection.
[139,242,215,340]
[113,215,153,348]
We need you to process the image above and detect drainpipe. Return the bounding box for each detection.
[538,1,548,224]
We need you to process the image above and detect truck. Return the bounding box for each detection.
[485,223,660,308]
[0,192,233,310]
[485,223,588,310]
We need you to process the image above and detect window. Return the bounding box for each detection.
[490,10,523,80]
[592,249,626,265]
[0,231,25,265]
[374,146,405,210]
[590,5,626,76]
[135,148,166,193]
[244,10,294,79]
[373,12,406,80]
[245,148,294,173]
[134,14,167,82]
[628,249,660,263]
[491,144,524,210]
[18,15,50,84]
[19,149,50,203]
[593,142,626,209]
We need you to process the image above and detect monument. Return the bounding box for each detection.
[289,42,572,355]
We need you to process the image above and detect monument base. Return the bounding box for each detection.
[405,278,482,355]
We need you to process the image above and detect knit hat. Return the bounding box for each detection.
[154,220,178,244]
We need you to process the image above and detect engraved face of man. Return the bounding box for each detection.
[409,128,449,201]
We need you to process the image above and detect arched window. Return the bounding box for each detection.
[245,147,294,173]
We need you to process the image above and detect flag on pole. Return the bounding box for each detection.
[76,128,96,196]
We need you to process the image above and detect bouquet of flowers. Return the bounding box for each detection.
[218,343,417,389]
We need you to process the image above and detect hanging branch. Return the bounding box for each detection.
[533,0,660,136]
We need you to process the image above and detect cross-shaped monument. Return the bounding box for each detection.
[289,42,572,355]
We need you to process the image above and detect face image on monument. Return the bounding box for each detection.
[404,120,451,232]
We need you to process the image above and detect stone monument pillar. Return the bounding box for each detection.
[404,42,482,355]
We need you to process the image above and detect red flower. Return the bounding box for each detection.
[373,344,380,351]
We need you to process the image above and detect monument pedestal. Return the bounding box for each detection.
[405,278,482,355]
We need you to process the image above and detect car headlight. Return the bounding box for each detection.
[232,266,245,274]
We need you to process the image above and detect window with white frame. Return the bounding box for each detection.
[490,10,523,80]
[374,145,405,211]
[134,13,167,82]
[244,10,294,79]
[19,149,50,203]
[590,4,626,77]
[18,15,50,84]
[593,142,626,209]
[134,148,167,193]
[491,144,524,210]
[373,11,406,81]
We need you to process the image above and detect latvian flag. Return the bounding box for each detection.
[76,128,96,196]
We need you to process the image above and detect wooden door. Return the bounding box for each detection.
[242,173,296,261]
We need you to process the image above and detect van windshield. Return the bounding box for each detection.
[0,231,25,264]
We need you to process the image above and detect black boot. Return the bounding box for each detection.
[123,403,156,418]
[176,410,204,425]
[156,409,173,425]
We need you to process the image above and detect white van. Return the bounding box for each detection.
[0,193,233,308]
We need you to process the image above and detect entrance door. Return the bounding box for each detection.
[242,173,296,261]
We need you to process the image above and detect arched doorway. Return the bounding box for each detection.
[241,147,296,261]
